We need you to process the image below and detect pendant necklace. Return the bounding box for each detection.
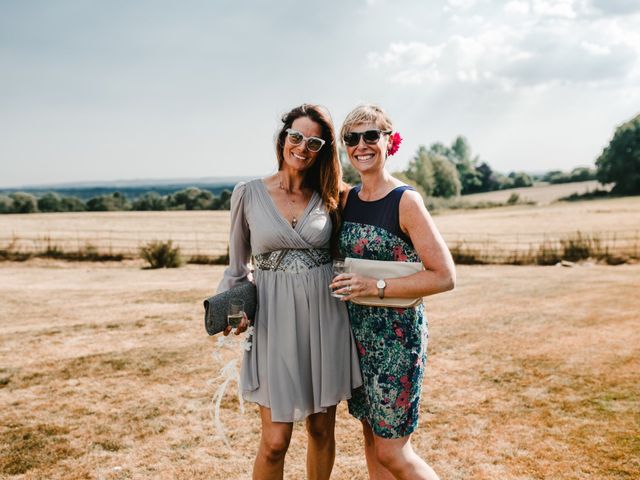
[278,175,298,228]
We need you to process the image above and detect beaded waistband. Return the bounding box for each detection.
[253,248,331,273]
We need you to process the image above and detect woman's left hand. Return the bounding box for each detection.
[330,273,377,301]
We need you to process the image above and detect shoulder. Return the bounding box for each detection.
[230,179,261,206]
[399,188,428,217]
[340,184,359,209]
[233,178,264,195]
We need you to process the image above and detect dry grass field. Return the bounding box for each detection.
[460,180,606,205]
[1,260,638,479]
[1,194,638,262]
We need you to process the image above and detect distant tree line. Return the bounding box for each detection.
[0,187,233,214]
[341,134,605,199]
[540,167,597,184]
[343,136,542,199]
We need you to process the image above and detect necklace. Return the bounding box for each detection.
[278,175,298,228]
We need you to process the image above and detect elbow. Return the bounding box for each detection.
[441,269,456,292]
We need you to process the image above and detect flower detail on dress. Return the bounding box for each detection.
[394,326,404,339]
[388,132,403,156]
[393,245,408,262]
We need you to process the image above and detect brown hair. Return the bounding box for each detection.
[276,104,344,255]
[340,104,394,148]
[276,104,342,214]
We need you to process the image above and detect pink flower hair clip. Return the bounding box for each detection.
[388,132,403,156]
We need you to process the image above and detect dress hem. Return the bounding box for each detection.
[241,392,356,423]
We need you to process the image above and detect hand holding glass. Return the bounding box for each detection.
[227,299,244,329]
[331,260,347,298]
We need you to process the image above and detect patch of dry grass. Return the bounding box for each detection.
[0,260,638,478]
[461,180,606,205]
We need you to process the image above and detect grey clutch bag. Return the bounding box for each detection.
[203,282,257,335]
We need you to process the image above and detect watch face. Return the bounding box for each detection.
[376,279,386,289]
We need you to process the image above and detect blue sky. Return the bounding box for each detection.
[1,0,639,187]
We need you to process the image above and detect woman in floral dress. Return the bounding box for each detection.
[331,104,456,480]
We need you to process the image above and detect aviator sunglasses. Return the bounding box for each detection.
[343,129,392,147]
[285,128,326,153]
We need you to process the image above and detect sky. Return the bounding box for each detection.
[1,0,639,188]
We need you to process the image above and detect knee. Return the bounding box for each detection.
[261,433,291,463]
[374,443,402,471]
[306,420,333,444]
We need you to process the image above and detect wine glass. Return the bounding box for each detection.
[227,299,244,329]
[331,259,347,298]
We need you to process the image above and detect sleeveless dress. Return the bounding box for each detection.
[217,179,362,422]
[338,185,428,439]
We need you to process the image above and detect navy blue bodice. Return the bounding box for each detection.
[342,185,415,246]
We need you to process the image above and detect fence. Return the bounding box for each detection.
[1,228,638,264]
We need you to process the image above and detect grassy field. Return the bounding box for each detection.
[1,193,639,263]
[460,180,606,205]
[0,260,638,479]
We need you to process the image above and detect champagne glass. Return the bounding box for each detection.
[227,299,244,329]
[331,259,347,298]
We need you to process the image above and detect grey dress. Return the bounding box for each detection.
[217,179,363,422]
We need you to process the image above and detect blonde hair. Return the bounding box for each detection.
[340,104,394,146]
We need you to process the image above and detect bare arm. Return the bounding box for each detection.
[333,190,455,300]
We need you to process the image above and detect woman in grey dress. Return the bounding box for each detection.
[217,104,362,479]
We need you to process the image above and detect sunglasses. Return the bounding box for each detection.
[285,128,326,153]
[343,129,392,147]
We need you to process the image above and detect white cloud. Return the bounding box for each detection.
[368,3,640,89]
[446,0,478,9]
[368,42,444,69]
[580,41,610,56]
[532,0,578,18]
[590,0,640,15]
[504,1,530,15]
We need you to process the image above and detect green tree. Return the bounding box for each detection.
[168,187,214,210]
[431,154,462,197]
[391,171,428,199]
[406,146,461,197]
[10,192,38,213]
[507,171,533,188]
[338,148,361,185]
[60,196,86,212]
[596,113,640,194]
[569,167,596,182]
[476,162,499,191]
[218,189,232,210]
[0,195,14,213]
[37,192,62,212]
[86,192,130,211]
[132,192,168,211]
[405,146,436,196]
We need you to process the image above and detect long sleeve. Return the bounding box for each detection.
[217,182,253,293]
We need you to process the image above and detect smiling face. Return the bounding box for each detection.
[345,122,390,174]
[281,116,323,174]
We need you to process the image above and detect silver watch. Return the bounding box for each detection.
[376,279,387,299]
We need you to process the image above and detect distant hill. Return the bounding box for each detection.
[0,176,251,200]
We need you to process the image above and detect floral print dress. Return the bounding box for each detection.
[339,185,428,439]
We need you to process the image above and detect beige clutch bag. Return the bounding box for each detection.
[344,257,424,308]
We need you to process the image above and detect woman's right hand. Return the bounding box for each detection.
[223,311,250,336]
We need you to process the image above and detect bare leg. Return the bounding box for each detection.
[361,420,395,480]
[305,406,337,480]
[253,406,293,480]
[372,432,440,480]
